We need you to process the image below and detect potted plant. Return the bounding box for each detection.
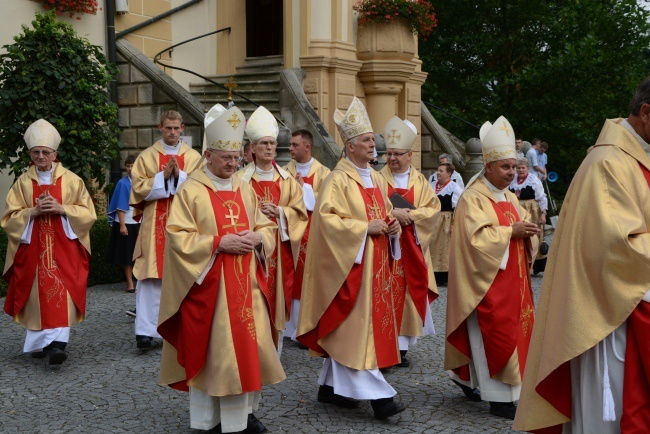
[37,0,99,20]
[355,0,438,39]
[355,0,437,61]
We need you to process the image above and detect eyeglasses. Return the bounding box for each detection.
[31,150,54,157]
[386,151,409,158]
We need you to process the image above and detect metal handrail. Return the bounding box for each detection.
[423,100,480,130]
[152,28,287,128]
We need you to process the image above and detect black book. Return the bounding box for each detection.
[389,192,416,210]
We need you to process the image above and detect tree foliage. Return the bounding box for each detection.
[0,11,119,189]
[420,0,650,196]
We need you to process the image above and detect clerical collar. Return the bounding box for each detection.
[482,175,508,201]
[203,167,233,190]
[346,157,371,173]
[295,158,314,169]
[346,157,373,188]
[392,168,410,189]
[255,165,274,175]
[37,163,55,185]
[162,141,180,155]
[622,118,650,153]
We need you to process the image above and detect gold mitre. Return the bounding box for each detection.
[245,106,278,142]
[24,119,61,150]
[334,96,373,143]
[205,106,246,152]
[383,116,417,151]
[479,116,516,163]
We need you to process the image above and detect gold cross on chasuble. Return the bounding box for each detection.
[223,200,245,230]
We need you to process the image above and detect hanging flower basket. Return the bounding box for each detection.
[355,0,438,40]
[38,0,99,20]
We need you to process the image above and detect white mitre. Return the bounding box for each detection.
[245,106,278,142]
[202,103,227,151]
[24,119,61,150]
[479,115,516,163]
[383,116,417,151]
[205,106,246,152]
[333,96,373,143]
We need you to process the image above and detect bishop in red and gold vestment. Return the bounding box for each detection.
[379,117,440,368]
[236,107,308,340]
[515,78,650,434]
[445,116,539,420]
[297,97,406,420]
[2,119,96,366]
[158,106,283,434]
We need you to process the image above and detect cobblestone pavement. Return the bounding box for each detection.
[0,273,545,433]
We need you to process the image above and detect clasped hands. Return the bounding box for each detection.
[163,157,180,180]
[260,202,280,219]
[31,192,65,218]
[391,208,413,226]
[218,230,263,255]
[511,221,541,239]
[368,218,400,236]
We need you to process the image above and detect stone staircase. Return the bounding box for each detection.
[189,55,292,164]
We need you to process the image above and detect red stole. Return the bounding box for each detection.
[387,185,437,333]
[448,200,534,381]
[154,153,186,277]
[533,164,650,434]
[292,174,315,300]
[159,187,266,393]
[3,180,89,327]
[251,178,295,319]
[298,184,398,368]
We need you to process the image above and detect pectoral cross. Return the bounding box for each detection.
[368,196,383,220]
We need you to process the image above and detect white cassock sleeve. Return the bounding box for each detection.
[354,229,369,264]
[21,216,78,244]
[499,244,510,270]
[144,171,173,201]
[302,184,316,211]
[277,207,290,242]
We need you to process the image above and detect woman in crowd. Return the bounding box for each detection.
[429,162,463,286]
[509,157,548,273]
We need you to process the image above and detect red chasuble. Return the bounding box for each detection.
[251,179,295,318]
[151,153,186,278]
[292,174,314,300]
[387,185,437,331]
[3,180,89,328]
[300,185,399,368]
[533,165,650,434]
[448,201,535,381]
[159,188,268,393]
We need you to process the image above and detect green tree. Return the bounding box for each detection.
[0,11,119,189]
[420,0,650,196]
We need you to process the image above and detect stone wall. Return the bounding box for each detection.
[115,39,204,166]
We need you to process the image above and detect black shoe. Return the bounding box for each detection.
[244,414,267,433]
[317,385,359,409]
[31,350,48,359]
[136,335,152,349]
[371,397,406,420]
[126,308,136,318]
[296,342,308,350]
[397,350,410,368]
[489,401,517,420]
[126,288,135,294]
[452,379,482,402]
[48,348,68,365]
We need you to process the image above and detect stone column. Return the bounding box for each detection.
[464,138,484,183]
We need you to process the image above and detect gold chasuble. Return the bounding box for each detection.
[297,158,401,370]
[2,164,96,330]
[445,177,537,386]
[379,164,440,336]
[515,119,650,433]
[236,164,308,330]
[158,170,285,396]
[129,141,202,280]
[282,159,331,300]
